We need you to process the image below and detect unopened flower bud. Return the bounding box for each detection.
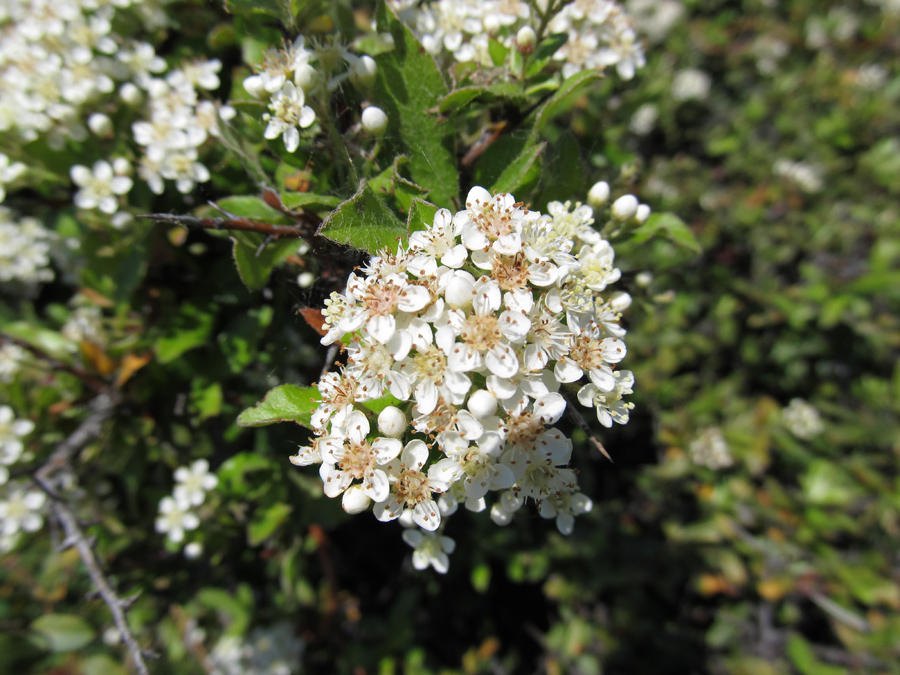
[467,389,498,419]
[120,83,142,106]
[378,406,407,437]
[294,64,320,91]
[361,106,388,137]
[349,55,377,93]
[516,26,536,53]
[88,113,113,137]
[611,194,639,221]
[587,181,610,208]
[635,271,653,287]
[610,291,632,312]
[635,204,651,224]
[297,271,315,288]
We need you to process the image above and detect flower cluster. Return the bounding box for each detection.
[0,207,55,284]
[782,399,824,440]
[243,35,384,153]
[0,405,34,486]
[292,184,643,571]
[133,58,231,195]
[155,459,218,545]
[207,622,303,675]
[0,480,47,554]
[689,427,733,470]
[387,0,645,80]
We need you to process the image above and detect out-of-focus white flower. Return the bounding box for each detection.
[173,459,219,506]
[207,622,303,675]
[690,427,733,469]
[402,529,456,573]
[0,208,54,284]
[630,103,658,135]
[70,160,133,214]
[671,68,711,101]
[627,0,683,43]
[0,405,34,484]
[782,399,825,439]
[0,343,27,384]
[0,153,26,203]
[155,496,200,544]
[773,159,824,194]
[0,480,47,536]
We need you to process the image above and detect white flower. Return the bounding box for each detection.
[173,459,219,506]
[263,82,316,153]
[671,68,711,102]
[0,481,47,536]
[155,496,200,544]
[402,529,456,573]
[690,427,733,470]
[0,343,27,383]
[782,399,824,439]
[0,406,34,483]
[0,152,26,203]
[374,440,449,530]
[70,160,132,214]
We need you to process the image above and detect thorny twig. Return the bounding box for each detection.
[34,393,155,674]
[562,390,613,462]
[141,212,310,241]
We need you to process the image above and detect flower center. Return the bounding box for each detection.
[569,335,607,371]
[339,441,376,480]
[461,314,501,352]
[362,281,400,316]
[414,345,446,383]
[395,468,431,508]
[492,253,529,290]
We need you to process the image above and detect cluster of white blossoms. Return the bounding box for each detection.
[671,68,711,102]
[0,153,26,203]
[207,622,302,675]
[292,184,645,571]
[0,405,34,487]
[133,58,232,195]
[0,343,27,383]
[155,459,218,545]
[689,427,733,470]
[782,399,824,440]
[243,35,384,153]
[0,0,164,147]
[773,159,824,194]
[387,0,645,81]
[0,479,48,554]
[0,207,55,284]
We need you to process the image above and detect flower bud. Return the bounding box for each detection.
[516,26,536,53]
[611,194,639,221]
[467,389,498,419]
[349,55,377,93]
[377,406,407,437]
[361,106,388,137]
[297,271,315,288]
[119,83,142,106]
[294,64,320,92]
[610,291,632,312]
[88,113,113,137]
[635,271,653,287]
[635,203,651,224]
[587,181,610,208]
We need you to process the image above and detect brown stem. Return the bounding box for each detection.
[0,333,107,392]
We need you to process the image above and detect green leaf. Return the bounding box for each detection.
[196,588,250,636]
[231,233,298,291]
[802,460,863,507]
[81,655,128,675]
[536,130,584,207]
[279,192,343,211]
[224,0,288,23]
[631,213,702,254]
[215,196,292,224]
[31,614,95,652]
[190,381,223,421]
[316,180,407,254]
[786,634,845,675]
[237,384,320,428]
[529,70,603,142]
[155,303,216,364]
[438,83,527,116]
[491,141,545,195]
[374,2,459,209]
[526,33,569,77]
[408,198,439,233]
[369,156,430,214]
[248,502,293,546]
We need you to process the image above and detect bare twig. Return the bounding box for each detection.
[562,391,613,462]
[34,392,155,674]
[51,499,154,675]
[140,212,308,240]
